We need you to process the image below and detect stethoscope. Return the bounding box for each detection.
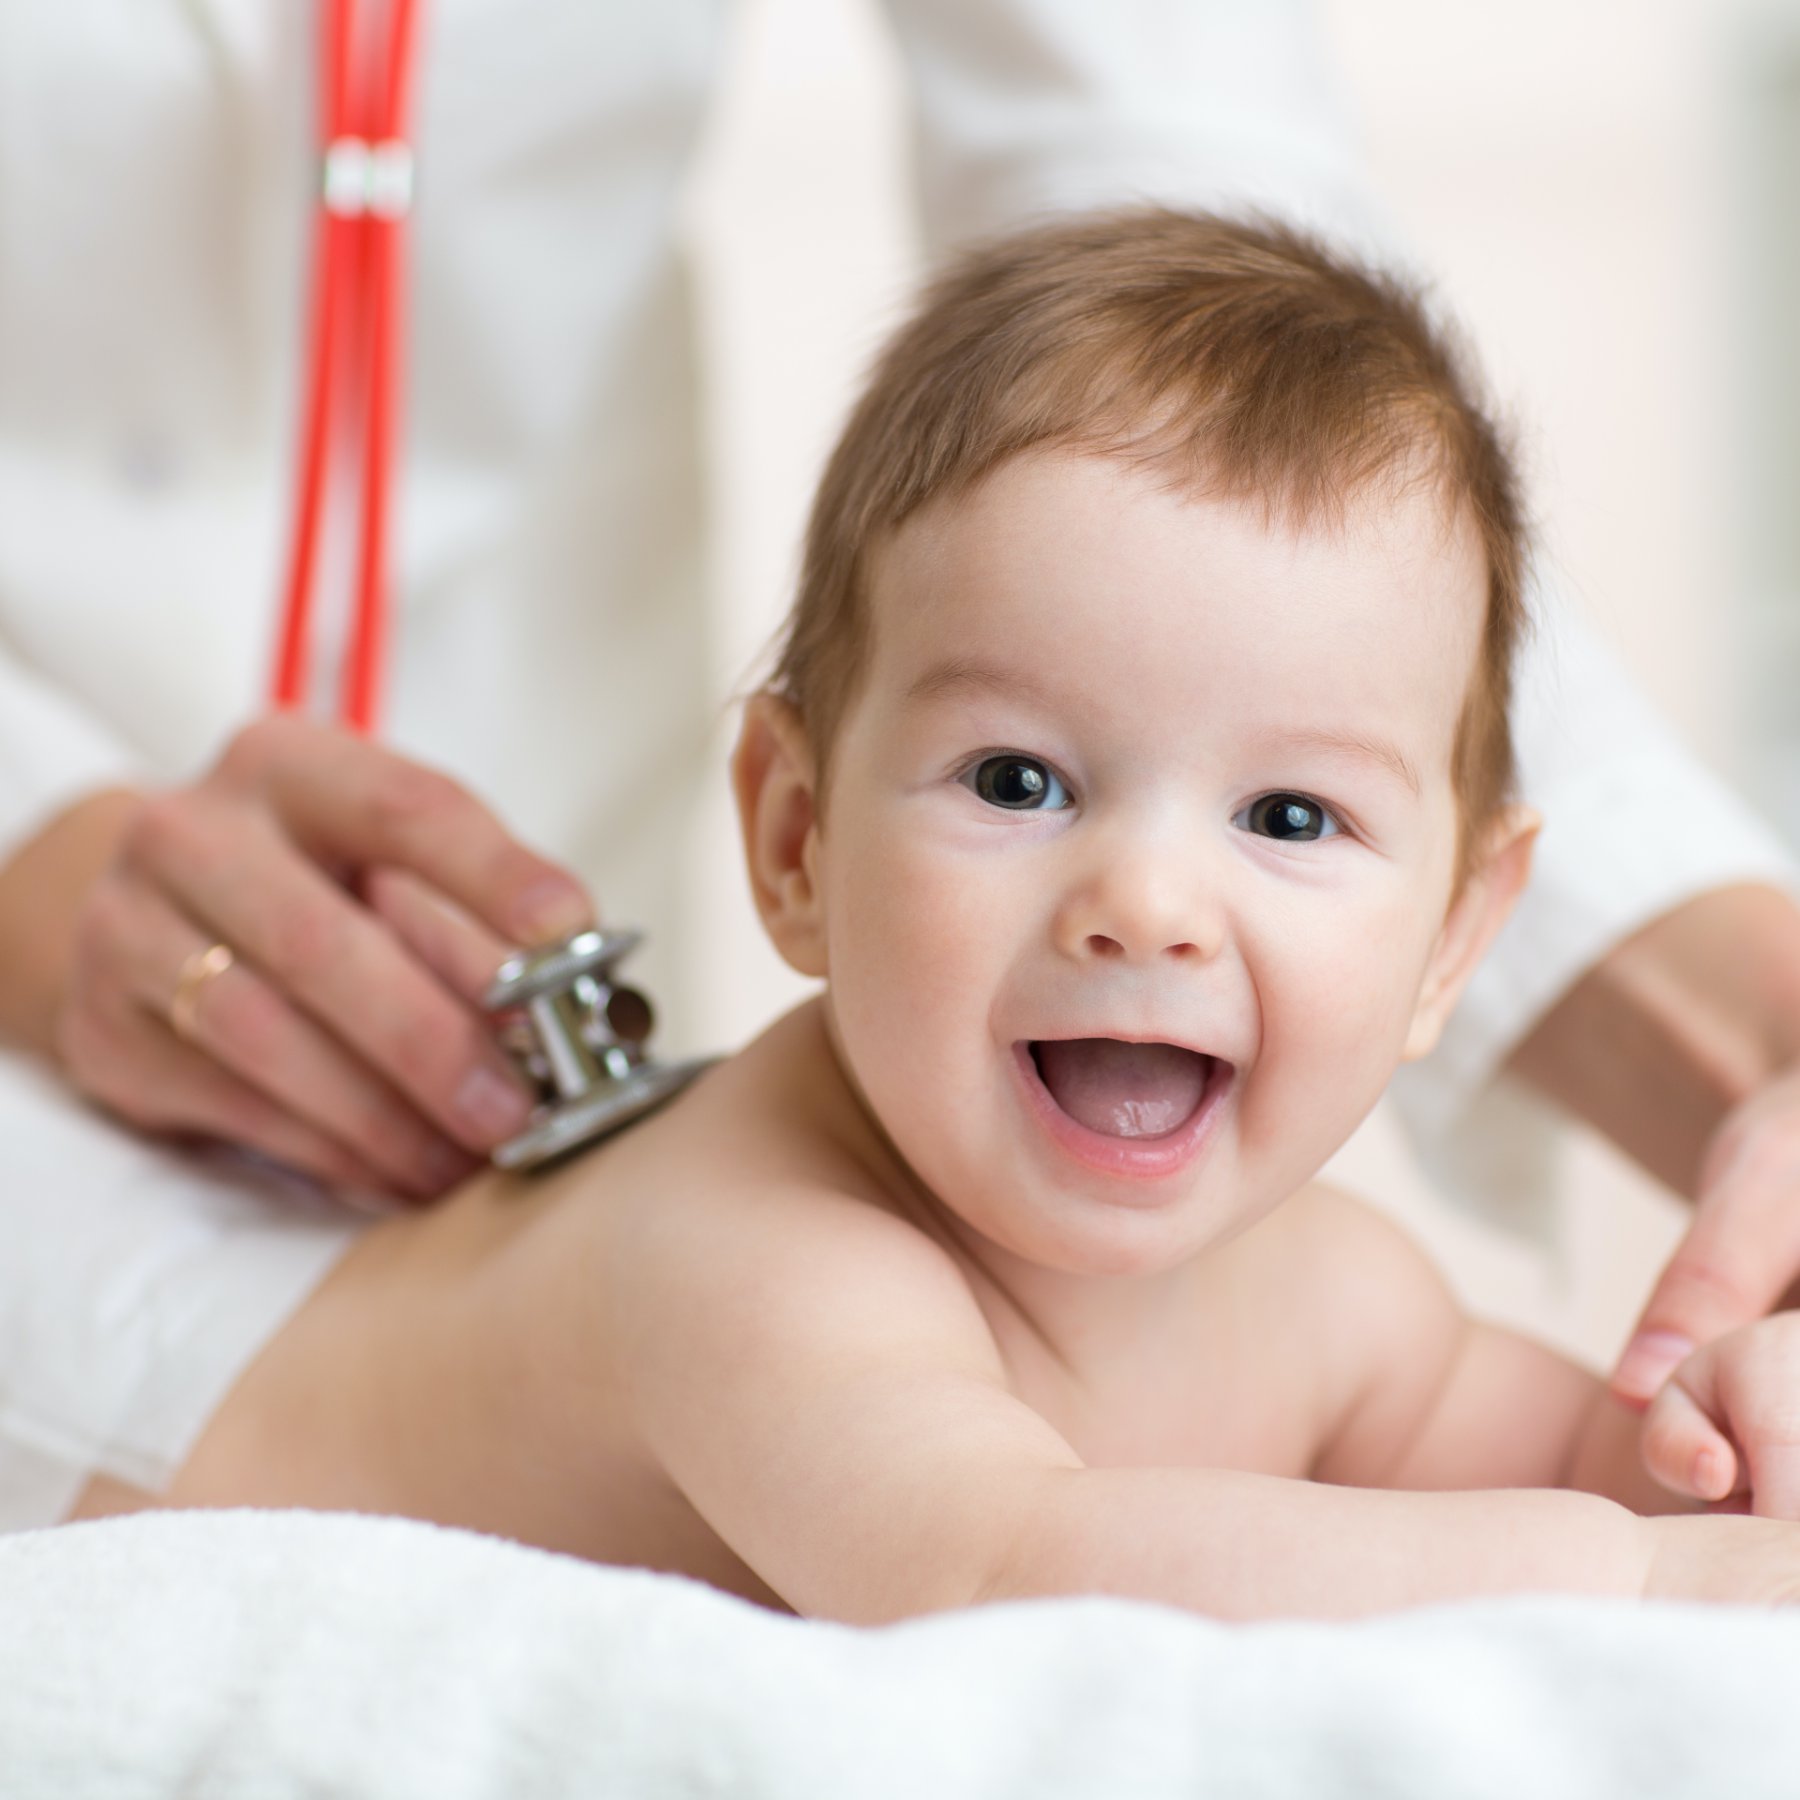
[273,0,706,1170]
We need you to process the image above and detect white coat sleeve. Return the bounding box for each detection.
[879,0,1800,1228]
[1385,577,1800,1235]
[0,643,146,868]
[1394,573,1800,1142]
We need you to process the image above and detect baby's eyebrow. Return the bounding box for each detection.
[902,656,1055,709]
[905,659,1422,795]
[1276,726,1421,796]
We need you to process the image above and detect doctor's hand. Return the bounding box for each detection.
[1611,1066,1800,1413]
[33,716,593,1204]
[1636,1312,1800,1519]
[1508,886,1800,1423]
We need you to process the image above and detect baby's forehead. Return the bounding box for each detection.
[849,450,1485,810]
[868,449,1488,677]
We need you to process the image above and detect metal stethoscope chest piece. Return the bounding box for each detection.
[482,927,710,1171]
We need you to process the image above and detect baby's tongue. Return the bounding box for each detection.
[1032,1039,1209,1139]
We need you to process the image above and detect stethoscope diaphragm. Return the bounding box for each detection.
[483,926,711,1171]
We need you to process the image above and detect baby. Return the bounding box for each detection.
[80,210,1800,1618]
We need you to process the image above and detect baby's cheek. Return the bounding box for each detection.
[833,829,990,981]
[1243,913,1429,1159]
[824,831,998,1091]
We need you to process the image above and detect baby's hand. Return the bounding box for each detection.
[1640,1314,1800,1517]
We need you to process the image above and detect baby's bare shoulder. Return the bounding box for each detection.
[1257,1182,1469,1482]
[1274,1181,1456,1292]
[595,1002,1002,1372]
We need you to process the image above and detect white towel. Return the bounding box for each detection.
[0,1508,1796,1798]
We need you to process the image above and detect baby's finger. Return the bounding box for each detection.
[1642,1379,1740,1504]
[1676,1321,1800,1521]
[1731,1403,1800,1523]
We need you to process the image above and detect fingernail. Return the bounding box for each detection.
[455,1066,532,1143]
[514,878,591,944]
[1614,1328,1695,1401]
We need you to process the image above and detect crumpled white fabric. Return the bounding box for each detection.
[1,1507,1794,1799]
[0,1050,358,1531]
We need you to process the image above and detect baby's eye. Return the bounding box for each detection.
[1235,792,1339,842]
[961,754,1071,811]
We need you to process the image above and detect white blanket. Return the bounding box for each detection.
[0,1510,1795,1798]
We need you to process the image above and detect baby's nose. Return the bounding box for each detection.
[1051,843,1225,966]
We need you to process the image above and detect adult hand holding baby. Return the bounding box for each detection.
[1516,884,1800,1459]
[1613,1060,1800,1433]
[4,715,593,1204]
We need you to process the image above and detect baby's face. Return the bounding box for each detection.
[811,449,1494,1276]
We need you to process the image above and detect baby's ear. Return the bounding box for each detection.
[730,692,828,979]
[1402,804,1539,1062]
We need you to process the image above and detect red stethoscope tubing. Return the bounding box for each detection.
[272,0,423,735]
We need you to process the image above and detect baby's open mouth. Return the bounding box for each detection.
[1028,1038,1217,1140]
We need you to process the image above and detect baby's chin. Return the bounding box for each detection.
[943,1184,1249,1282]
[878,1125,1245,1283]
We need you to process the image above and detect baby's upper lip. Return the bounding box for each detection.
[1020,1027,1236,1071]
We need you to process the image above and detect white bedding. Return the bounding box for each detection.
[1,1509,1795,1798]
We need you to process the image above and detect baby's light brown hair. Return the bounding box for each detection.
[769,209,1527,877]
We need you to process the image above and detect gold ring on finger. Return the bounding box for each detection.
[168,942,236,1045]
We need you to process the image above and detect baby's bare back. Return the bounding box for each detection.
[90,1050,810,1605]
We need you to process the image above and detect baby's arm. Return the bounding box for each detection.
[1303,1189,1687,1518]
[616,1177,1798,1624]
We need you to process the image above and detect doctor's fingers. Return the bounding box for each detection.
[1615,1073,1800,1407]
[124,799,537,1158]
[359,866,515,1003]
[211,718,594,950]
[67,874,477,1200]
[57,980,401,1210]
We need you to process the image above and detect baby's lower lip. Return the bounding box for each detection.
[1010,1041,1231,1190]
